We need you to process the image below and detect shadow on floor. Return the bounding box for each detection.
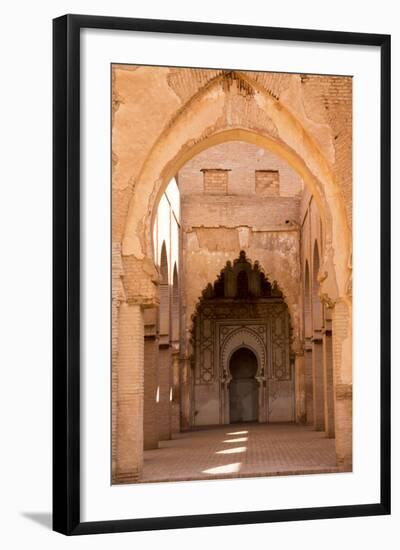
[22,512,52,530]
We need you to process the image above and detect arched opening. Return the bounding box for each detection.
[142,128,337,275]
[171,263,179,343]
[126,104,350,303]
[304,261,312,338]
[312,241,323,331]
[191,252,292,426]
[310,240,325,431]
[145,135,330,349]
[159,241,169,337]
[303,260,314,425]
[229,347,259,423]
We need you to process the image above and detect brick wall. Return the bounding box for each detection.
[182,194,300,228]
[143,335,159,449]
[202,169,229,194]
[299,75,352,230]
[178,141,303,198]
[255,170,280,196]
[113,303,144,483]
[158,346,172,440]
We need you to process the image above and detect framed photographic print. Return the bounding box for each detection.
[53,14,391,535]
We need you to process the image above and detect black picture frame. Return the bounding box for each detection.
[53,14,391,535]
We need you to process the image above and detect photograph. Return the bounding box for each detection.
[0,1,394,544]
[111,64,353,485]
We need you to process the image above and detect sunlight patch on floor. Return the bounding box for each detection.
[216,446,247,455]
[202,462,242,475]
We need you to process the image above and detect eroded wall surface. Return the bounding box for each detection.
[179,141,302,340]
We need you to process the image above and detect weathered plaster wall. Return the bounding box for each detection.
[179,141,302,343]
[181,228,301,335]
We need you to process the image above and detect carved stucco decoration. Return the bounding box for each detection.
[194,301,291,384]
[192,251,292,385]
[220,325,267,383]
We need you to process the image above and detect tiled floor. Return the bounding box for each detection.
[140,423,341,483]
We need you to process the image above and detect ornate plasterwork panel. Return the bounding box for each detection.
[193,300,290,384]
[219,324,267,380]
[194,308,215,384]
[269,305,291,380]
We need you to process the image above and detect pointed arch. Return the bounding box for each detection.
[121,70,350,300]
[171,262,179,343]
[312,241,323,331]
[160,241,168,283]
[222,327,266,380]
[159,241,169,336]
[304,260,312,338]
[191,251,293,425]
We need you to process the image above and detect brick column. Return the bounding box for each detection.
[113,303,144,484]
[143,308,159,450]
[143,335,159,449]
[171,349,181,434]
[158,344,172,440]
[323,322,335,438]
[312,334,325,431]
[332,300,352,469]
[335,384,352,468]
[304,341,314,425]
[111,299,120,477]
[180,355,191,431]
[294,352,306,424]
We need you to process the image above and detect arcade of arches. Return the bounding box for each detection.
[112,66,352,484]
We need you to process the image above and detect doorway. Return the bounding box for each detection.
[229,347,259,423]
